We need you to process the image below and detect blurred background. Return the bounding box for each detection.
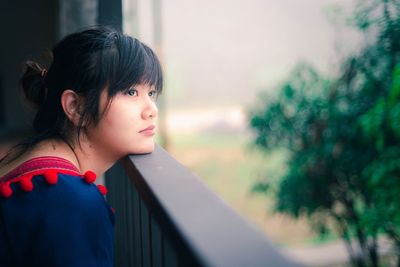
[126,0,400,266]
[0,0,399,266]
[124,0,400,266]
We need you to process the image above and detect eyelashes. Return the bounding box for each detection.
[125,88,158,101]
[126,89,138,96]
[148,90,158,101]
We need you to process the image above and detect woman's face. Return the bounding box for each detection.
[86,83,159,158]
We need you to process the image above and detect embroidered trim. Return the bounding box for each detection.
[1,156,80,182]
[0,157,107,199]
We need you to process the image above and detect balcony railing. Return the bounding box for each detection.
[106,144,302,267]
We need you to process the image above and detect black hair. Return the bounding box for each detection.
[1,26,163,166]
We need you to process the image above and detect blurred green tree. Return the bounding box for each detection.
[249,1,400,266]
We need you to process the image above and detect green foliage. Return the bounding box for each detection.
[249,0,400,266]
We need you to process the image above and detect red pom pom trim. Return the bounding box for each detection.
[97,184,108,195]
[0,182,13,198]
[20,176,33,192]
[0,163,102,199]
[83,171,97,183]
[44,170,58,185]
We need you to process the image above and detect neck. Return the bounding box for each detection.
[31,137,120,177]
[69,136,121,177]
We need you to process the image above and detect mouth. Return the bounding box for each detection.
[139,125,156,136]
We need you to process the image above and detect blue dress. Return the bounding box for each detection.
[0,156,114,267]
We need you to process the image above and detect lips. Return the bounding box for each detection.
[139,125,156,136]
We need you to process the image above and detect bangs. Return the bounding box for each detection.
[104,34,163,96]
[140,45,163,94]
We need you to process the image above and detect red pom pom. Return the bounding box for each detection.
[0,182,13,198]
[111,207,115,213]
[44,170,58,185]
[97,184,108,195]
[20,176,33,192]
[83,171,97,183]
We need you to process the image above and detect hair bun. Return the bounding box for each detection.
[20,61,48,107]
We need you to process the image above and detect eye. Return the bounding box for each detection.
[149,90,158,101]
[126,89,138,97]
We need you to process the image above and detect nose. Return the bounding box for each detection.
[142,99,158,120]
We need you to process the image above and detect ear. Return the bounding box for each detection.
[61,89,84,126]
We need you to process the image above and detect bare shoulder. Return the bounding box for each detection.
[0,139,78,178]
[0,156,29,178]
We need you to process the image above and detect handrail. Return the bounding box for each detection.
[107,144,303,267]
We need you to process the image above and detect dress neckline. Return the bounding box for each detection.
[0,156,80,182]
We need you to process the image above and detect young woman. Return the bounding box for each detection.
[0,26,162,266]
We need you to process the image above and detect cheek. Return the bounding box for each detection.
[104,108,132,130]
[95,104,155,154]
[102,105,138,138]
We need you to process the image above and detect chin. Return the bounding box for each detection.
[130,142,155,155]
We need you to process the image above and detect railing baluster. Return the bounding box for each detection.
[151,215,163,267]
[106,162,135,267]
[132,181,142,267]
[163,237,179,267]
[141,199,151,267]
[106,145,303,267]
[126,169,137,267]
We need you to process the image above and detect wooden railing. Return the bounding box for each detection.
[105,144,302,267]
